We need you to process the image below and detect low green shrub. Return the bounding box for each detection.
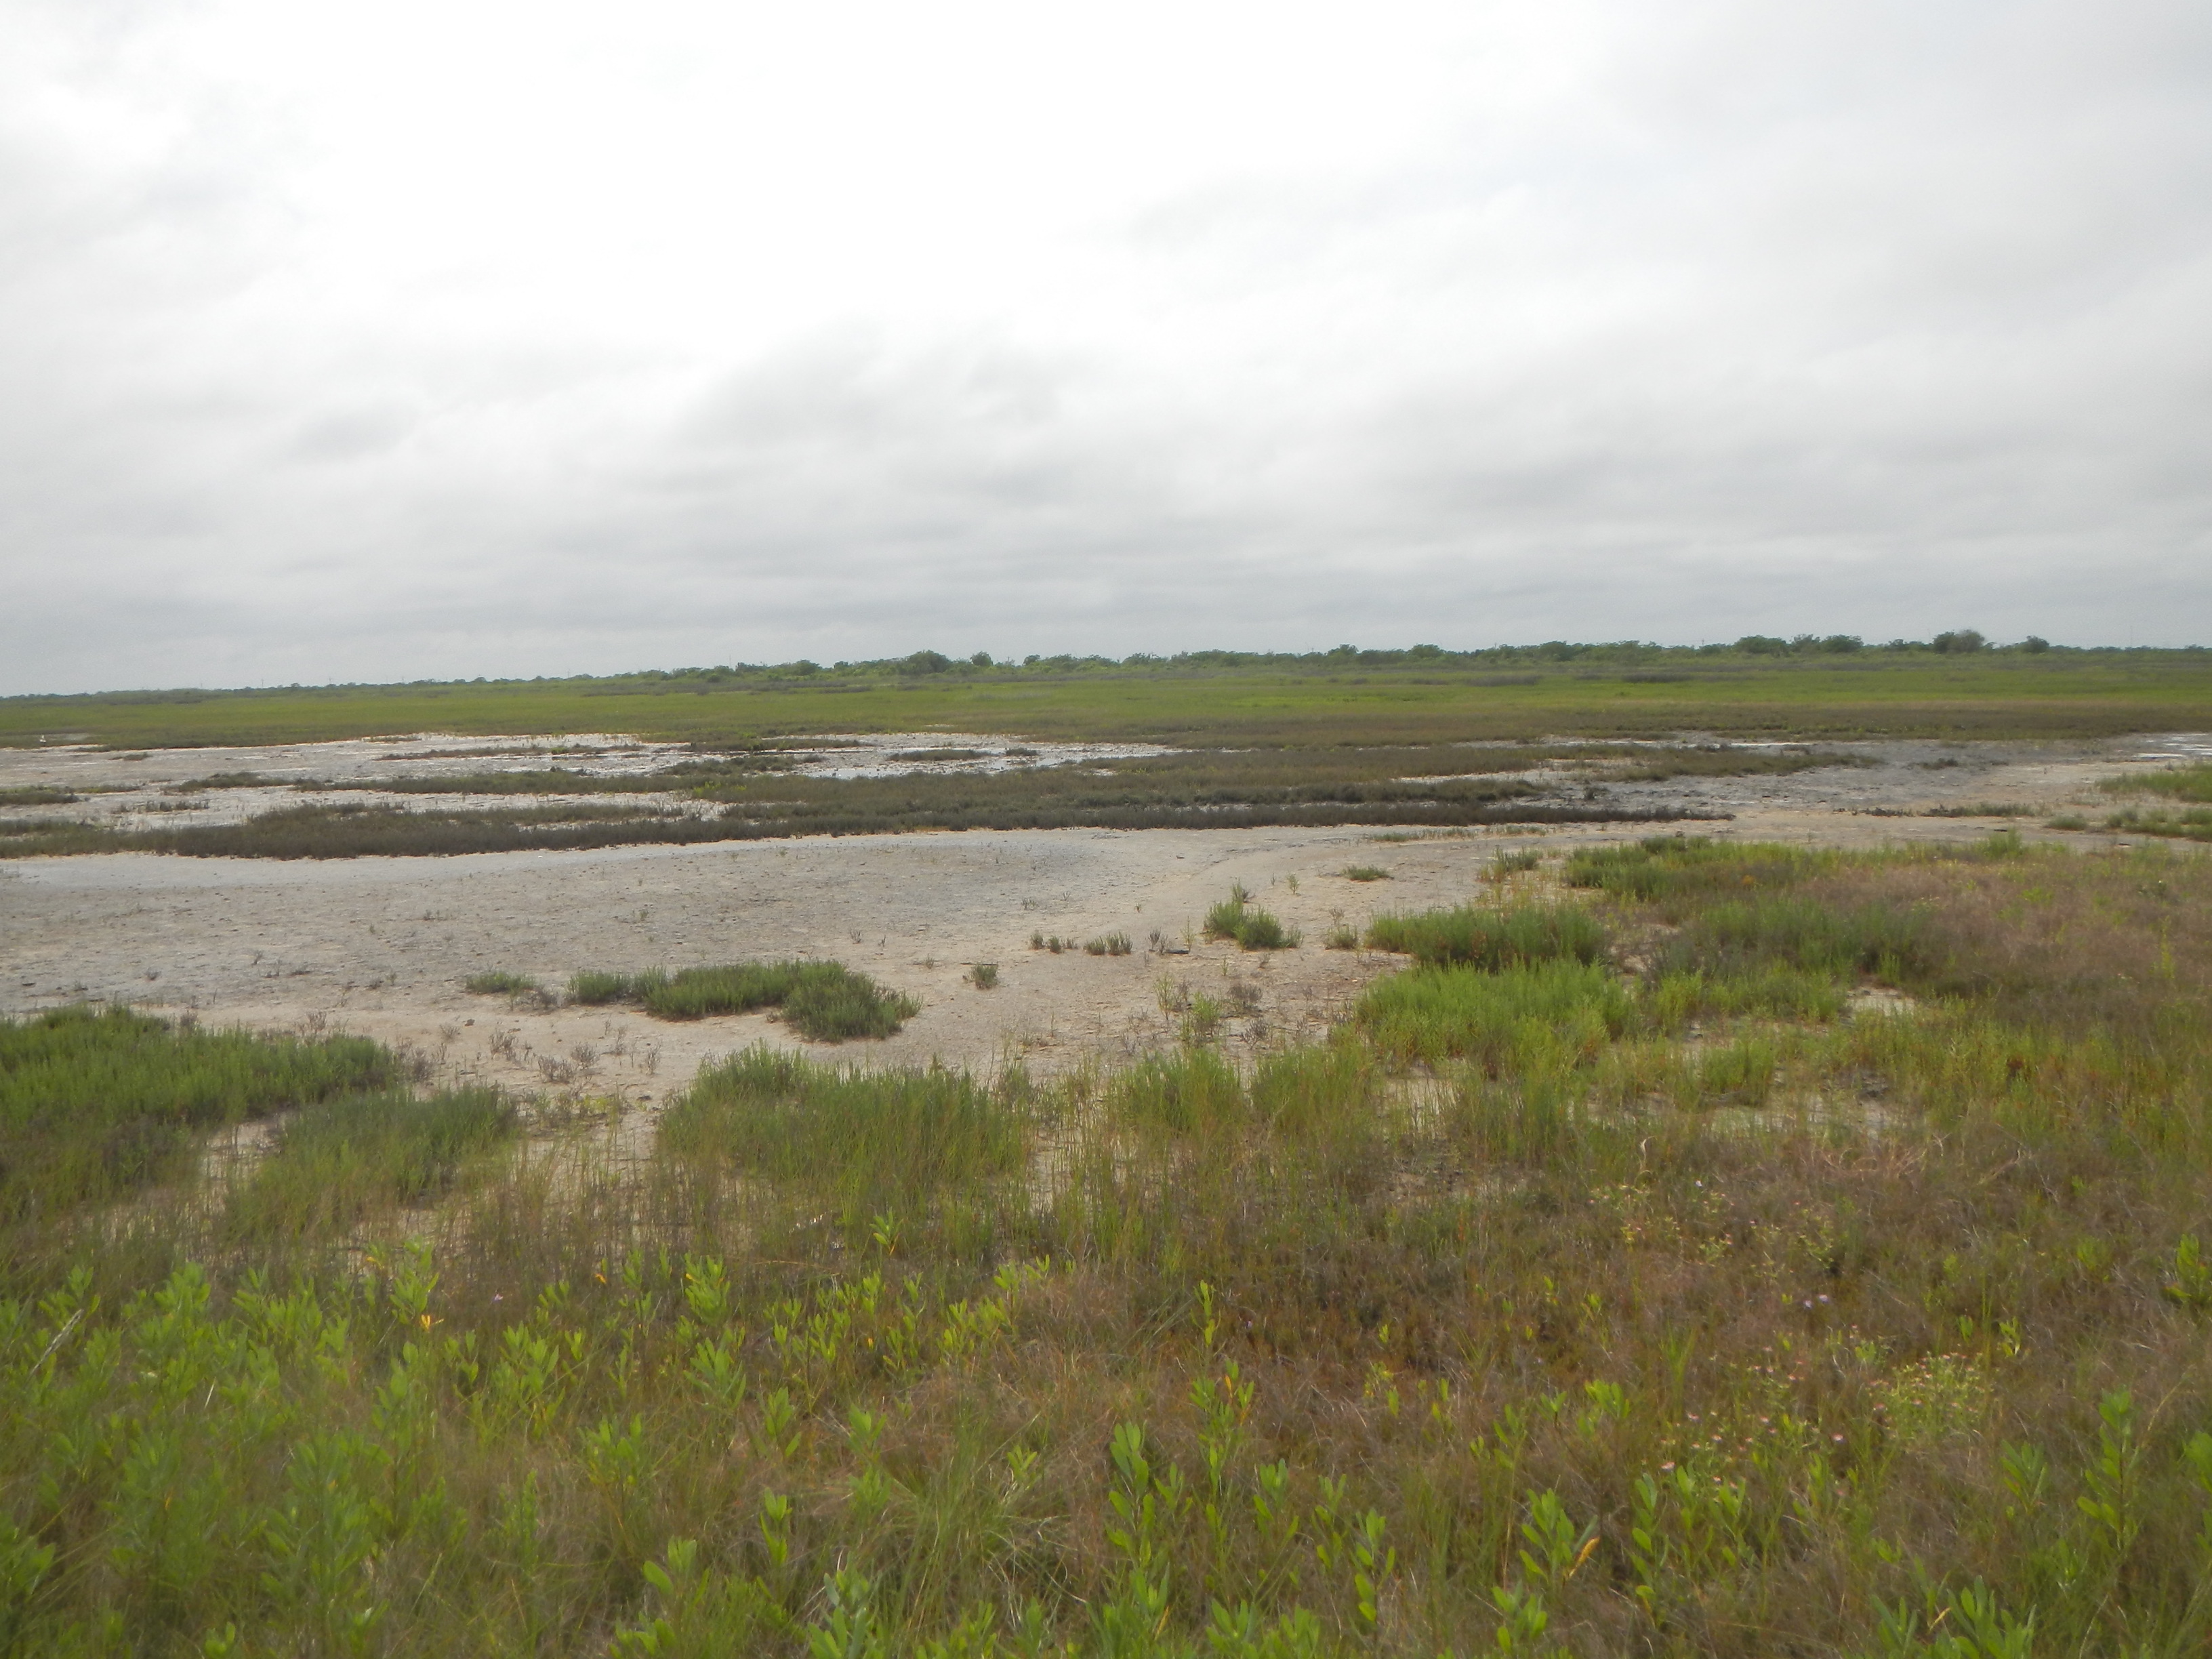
[1340,865,1391,882]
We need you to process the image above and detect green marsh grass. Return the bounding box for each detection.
[10,840,2212,1653]
[662,1046,1027,1223]
[1358,959,1633,1069]
[1363,899,1606,968]
[223,1087,516,1240]
[2102,760,2212,804]
[0,1005,394,1221]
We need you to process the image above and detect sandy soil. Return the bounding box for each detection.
[2,732,2203,1109]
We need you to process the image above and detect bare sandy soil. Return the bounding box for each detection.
[2,733,2203,1109]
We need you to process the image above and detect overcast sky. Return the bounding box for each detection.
[3,0,2208,693]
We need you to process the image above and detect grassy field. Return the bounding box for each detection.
[6,836,2212,1652]
[4,646,2210,752]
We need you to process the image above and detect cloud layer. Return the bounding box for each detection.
[3,0,2209,693]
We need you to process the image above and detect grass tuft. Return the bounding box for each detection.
[1203,885,1298,949]
[464,970,539,996]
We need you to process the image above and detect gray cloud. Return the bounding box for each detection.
[2,0,2209,694]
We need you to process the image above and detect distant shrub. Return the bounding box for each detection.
[464,970,539,996]
[1340,866,1391,882]
[1084,933,1133,957]
[970,963,999,989]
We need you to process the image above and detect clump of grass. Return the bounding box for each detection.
[1340,865,1391,882]
[1083,932,1132,956]
[1364,901,1605,968]
[0,786,79,806]
[1564,834,1830,907]
[567,961,918,1040]
[1203,884,1298,949]
[662,1045,1025,1216]
[1109,1047,1244,1136]
[1031,933,1071,954]
[1324,920,1360,950]
[464,970,539,996]
[969,962,999,989]
[1664,893,1937,981]
[1358,959,1632,1067]
[1919,802,2036,817]
[568,968,662,1005]
[1484,847,1544,880]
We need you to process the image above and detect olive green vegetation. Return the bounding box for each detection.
[14,839,2212,1653]
[0,741,1813,859]
[1364,902,1607,969]
[565,960,919,1040]
[1204,886,1298,950]
[0,1006,396,1222]
[5,642,2209,754]
[2072,763,2212,844]
[2104,762,2212,805]
[464,971,541,997]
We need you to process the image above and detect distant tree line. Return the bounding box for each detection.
[29,630,2193,710]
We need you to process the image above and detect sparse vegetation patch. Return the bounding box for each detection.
[1203,884,1298,949]
[564,960,918,1040]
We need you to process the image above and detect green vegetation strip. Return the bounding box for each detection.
[5,644,2209,752]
